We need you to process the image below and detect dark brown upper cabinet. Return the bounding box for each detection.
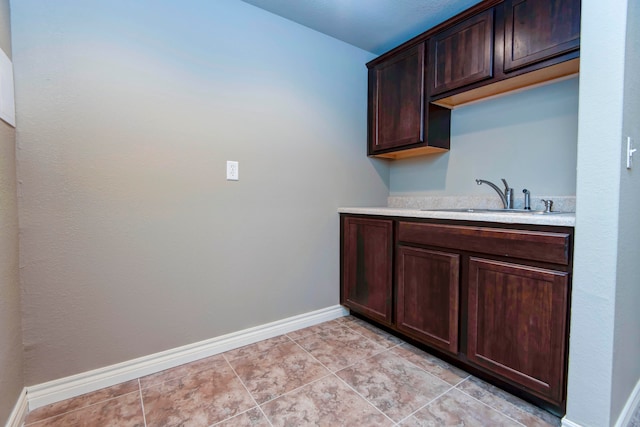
[368,43,451,159]
[431,0,580,107]
[367,0,580,158]
[503,0,581,73]
[429,9,495,96]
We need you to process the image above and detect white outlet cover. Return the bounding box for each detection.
[226,160,239,181]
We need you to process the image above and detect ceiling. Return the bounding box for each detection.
[239,0,483,55]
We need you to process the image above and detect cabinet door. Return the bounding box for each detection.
[503,0,580,73]
[369,43,425,153]
[429,9,494,96]
[396,246,460,354]
[467,257,569,403]
[341,217,393,325]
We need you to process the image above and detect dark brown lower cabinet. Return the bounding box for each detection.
[467,257,569,403]
[341,217,393,326]
[396,246,460,354]
[339,214,572,414]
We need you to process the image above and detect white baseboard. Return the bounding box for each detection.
[561,418,583,427]
[26,305,348,411]
[4,388,28,427]
[614,377,640,427]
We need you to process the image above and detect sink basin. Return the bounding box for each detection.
[420,208,570,215]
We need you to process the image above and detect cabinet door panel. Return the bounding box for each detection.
[504,0,580,72]
[342,217,393,325]
[467,257,569,402]
[430,9,494,95]
[397,246,459,354]
[370,43,425,152]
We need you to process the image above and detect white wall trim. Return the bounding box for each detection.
[614,377,640,427]
[561,418,584,427]
[26,305,348,411]
[4,388,28,427]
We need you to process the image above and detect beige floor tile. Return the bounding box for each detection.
[25,380,140,424]
[262,375,393,427]
[400,388,521,426]
[223,334,292,363]
[24,317,561,427]
[27,391,144,427]
[297,325,386,371]
[345,320,404,349]
[391,344,469,386]
[228,340,330,404]
[286,319,344,340]
[139,353,228,389]
[337,350,451,422]
[142,365,255,426]
[457,377,560,427]
[212,407,271,427]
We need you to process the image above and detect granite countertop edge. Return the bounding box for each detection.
[337,207,576,227]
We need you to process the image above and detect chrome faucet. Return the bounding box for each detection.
[475,178,514,209]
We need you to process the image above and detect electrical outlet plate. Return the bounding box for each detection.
[226,161,239,181]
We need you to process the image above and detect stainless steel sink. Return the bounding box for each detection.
[420,208,570,215]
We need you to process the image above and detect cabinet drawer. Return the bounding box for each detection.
[398,222,570,265]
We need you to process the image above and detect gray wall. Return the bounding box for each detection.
[0,0,23,422]
[11,0,389,385]
[389,78,579,197]
[612,0,640,421]
[566,0,640,425]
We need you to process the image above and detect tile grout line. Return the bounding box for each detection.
[137,354,230,391]
[393,384,456,425]
[208,406,268,427]
[221,352,275,427]
[292,321,408,374]
[257,372,335,407]
[246,338,338,406]
[284,319,344,341]
[453,381,529,427]
[222,335,294,366]
[346,320,544,426]
[387,345,472,389]
[289,332,393,376]
[330,370,397,425]
[351,320,556,426]
[137,379,148,427]
[291,338,396,425]
[23,389,141,426]
[326,320,487,425]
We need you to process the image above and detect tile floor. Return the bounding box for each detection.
[24,316,561,426]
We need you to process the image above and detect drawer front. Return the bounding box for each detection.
[398,222,570,265]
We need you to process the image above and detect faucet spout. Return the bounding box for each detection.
[476,178,510,209]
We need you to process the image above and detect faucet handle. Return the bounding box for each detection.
[501,178,510,190]
[523,189,531,210]
[541,199,553,213]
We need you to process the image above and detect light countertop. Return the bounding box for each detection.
[338,207,575,227]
